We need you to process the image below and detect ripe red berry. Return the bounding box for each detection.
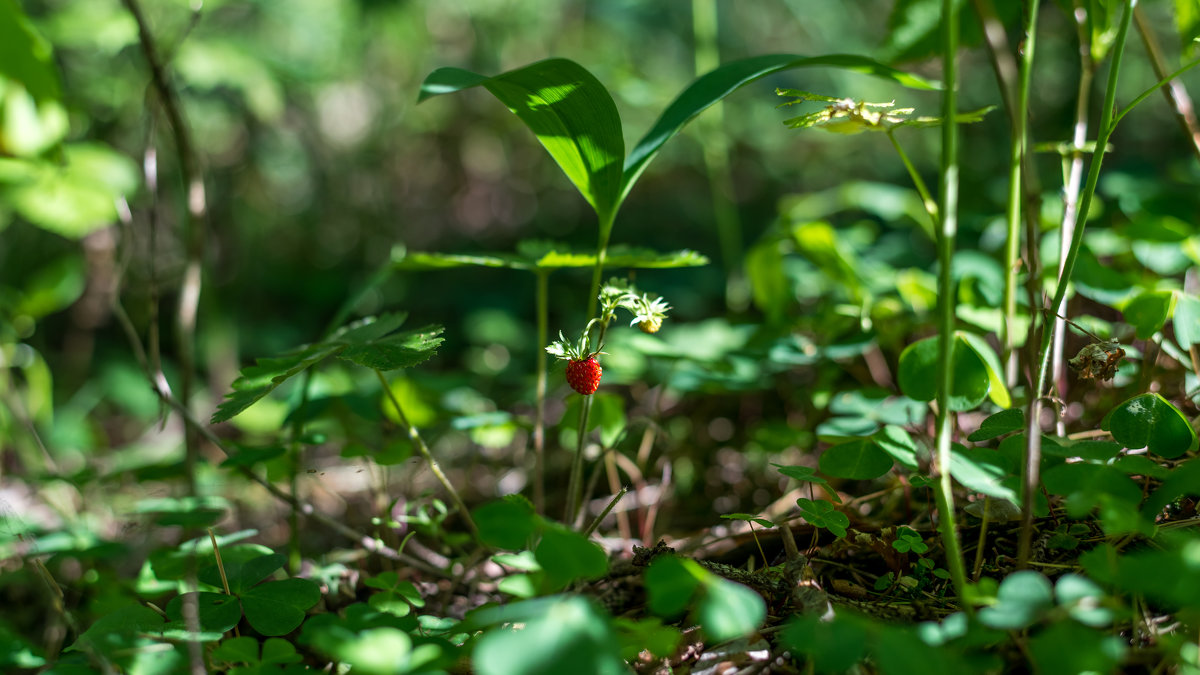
[565,356,602,395]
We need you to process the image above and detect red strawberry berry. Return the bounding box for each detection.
[566,356,602,395]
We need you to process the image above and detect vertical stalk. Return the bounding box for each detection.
[1021,0,1136,566]
[563,317,613,527]
[1134,4,1200,162]
[123,0,207,497]
[571,211,617,525]
[934,0,970,608]
[1050,0,1093,436]
[533,270,550,514]
[376,370,482,543]
[1006,0,1040,387]
[692,0,747,310]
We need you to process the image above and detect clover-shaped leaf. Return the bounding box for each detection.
[365,572,425,618]
[773,463,842,503]
[796,498,849,538]
[170,552,320,637]
[720,513,776,529]
[892,526,929,554]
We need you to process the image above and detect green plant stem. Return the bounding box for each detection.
[583,486,627,538]
[123,0,207,497]
[375,370,482,543]
[1008,0,1039,386]
[113,299,448,575]
[886,130,939,228]
[1133,4,1200,162]
[533,270,550,514]
[692,0,748,311]
[934,0,970,612]
[564,396,592,526]
[569,249,616,526]
[1021,0,1136,567]
[1050,0,1094,437]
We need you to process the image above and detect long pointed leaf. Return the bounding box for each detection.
[419,59,624,224]
[620,54,940,205]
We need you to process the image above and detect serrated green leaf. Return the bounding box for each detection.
[338,325,444,371]
[212,314,443,423]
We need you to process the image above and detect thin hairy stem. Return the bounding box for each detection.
[375,370,481,542]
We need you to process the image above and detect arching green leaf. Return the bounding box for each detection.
[420,59,624,226]
[622,53,939,205]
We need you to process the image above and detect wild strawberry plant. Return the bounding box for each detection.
[4,1,1200,674]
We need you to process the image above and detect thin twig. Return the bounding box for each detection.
[122,0,209,496]
[375,370,482,542]
[109,300,449,577]
[583,486,628,538]
[1134,4,1200,163]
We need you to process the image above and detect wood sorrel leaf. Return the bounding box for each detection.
[819,438,893,480]
[898,334,991,411]
[1102,393,1197,458]
[1123,290,1176,339]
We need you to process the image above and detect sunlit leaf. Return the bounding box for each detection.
[968,408,1025,442]
[1102,393,1196,458]
[697,576,766,643]
[472,596,625,675]
[0,0,61,103]
[897,334,991,411]
[819,438,893,479]
[212,314,443,424]
[1123,290,1176,339]
[420,59,624,226]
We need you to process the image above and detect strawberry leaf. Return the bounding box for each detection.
[212,313,443,424]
